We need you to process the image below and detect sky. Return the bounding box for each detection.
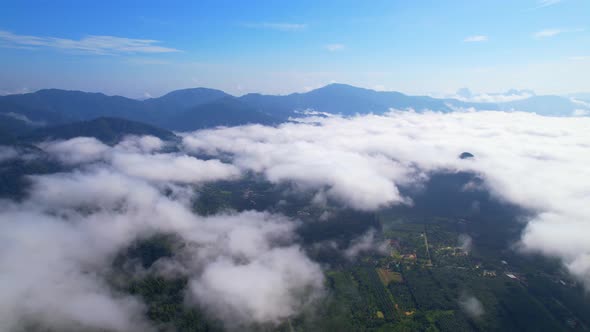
[1,0,589,98]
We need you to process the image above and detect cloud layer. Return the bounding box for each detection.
[0,135,322,331]
[40,135,241,184]
[3,110,590,330]
[183,111,590,285]
[451,88,535,103]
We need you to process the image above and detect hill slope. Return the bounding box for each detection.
[166,97,279,131]
[1,89,148,122]
[22,117,178,145]
[144,87,231,114]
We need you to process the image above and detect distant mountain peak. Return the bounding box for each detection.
[459,152,475,160]
[144,87,231,113]
[313,83,371,92]
[156,87,232,98]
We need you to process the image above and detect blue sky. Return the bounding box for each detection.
[1,0,589,98]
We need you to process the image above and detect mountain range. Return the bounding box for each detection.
[1,84,588,139]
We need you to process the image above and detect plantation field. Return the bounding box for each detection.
[376,268,403,285]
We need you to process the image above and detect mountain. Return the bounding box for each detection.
[22,117,178,145]
[144,87,231,114]
[240,83,457,119]
[165,97,279,131]
[498,95,590,116]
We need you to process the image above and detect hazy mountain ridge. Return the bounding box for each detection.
[164,96,279,131]
[1,89,148,122]
[144,87,232,114]
[497,95,590,116]
[1,84,588,134]
[239,83,459,117]
[21,117,178,145]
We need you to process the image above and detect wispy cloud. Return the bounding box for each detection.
[569,55,590,61]
[0,30,181,55]
[242,22,307,31]
[125,57,173,65]
[533,27,583,38]
[534,28,565,38]
[536,0,564,8]
[0,87,31,96]
[325,43,345,51]
[463,35,488,43]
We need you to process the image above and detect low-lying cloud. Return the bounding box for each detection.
[344,229,389,259]
[0,137,322,331]
[183,110,590,286]
[458,234,473,253]
[459,294,485,318]
[451,88,534,103]
[0,145,18,163]
[41,135,241,184]
[3,109,590,330]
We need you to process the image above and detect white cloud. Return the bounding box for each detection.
[114,135,165,153]
[534,28,565,38]
[40,137,110,164]
[0,30,180,55]
[0,165,323,330]
[344,229,389,259]
[39,135,242,184]
[458,234,473,253]
[2,124,362,331]
[533,27,584,39]
[242,22,307,31]
[572,109,590,116]
[0,87,31,96]
[190,247,323,325]
[1,112,45,126]
[325,43,345,51]
[536,0,563,8]
[459,294,485,318]
[570,98,590,108]
[463,35,488,43]
[110,152,241,183]
[449,88,535,103]
[184,123,413,210]
[0,146,18,163]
